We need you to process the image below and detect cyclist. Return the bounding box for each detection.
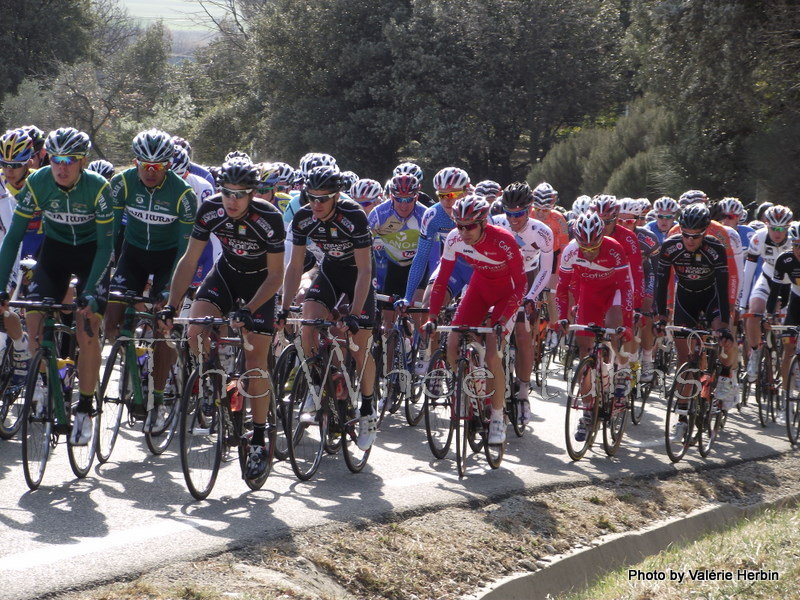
[280,165,378,451]
[646,196,679,244]
[106,129,197,429]
[654,203,738,432]
[740,205,793,382]
[162,157,286,479]
[771,222,800,391]
[531,182,569,351]
[21,125,47,169]
[0,128,44,260]
[393,162,434,207]
[171,136,216,190]
[87,160,115,181]
[748,201,773,232]
[492,182,554,426]
[424,194,527,445]
[273,162,295,195]
[556,211,633,442]
[0,127,114,445]
[349,178,383,215]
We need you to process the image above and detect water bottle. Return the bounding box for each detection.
[57,358,75,397]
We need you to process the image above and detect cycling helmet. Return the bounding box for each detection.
[132,129,173,162]
[678,202,711,230]
[573,212,605,248]
[171,146,191,177]
[349,178,383,201]
[756,201,774,221]
[452,194,491,225]
[256,162,281,189]
[389,174,421,198]
[474,180,502,199]
[0,128,34,163]
[570,195,590,216]
[45,127,91,157]
[340,170,359,190]
[305,165,343,191]
[393,161,424,182]
[501,182,533,211]
[653,196,679,215]
[618,197,641,216]
[217,157,260,188]
[298,152,337,178]
[717,197,745,220]
[591,194,619,220]
[764,205,793,227]
[532,182,558,209]
[87,159,115,180]
[273,162,295,185]
[21,125,45,152]
[789,222,800,241]
[433,167,469,191]
[679,189,707,207]
[172,136,192,157]
[490,198,504,216]
[224,150,251,162]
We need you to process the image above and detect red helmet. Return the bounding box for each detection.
[452,194,491,225]
[389,174,421,198]
[591,194,619,220]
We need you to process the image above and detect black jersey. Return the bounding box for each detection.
[655,234,729,320]
[192,194,285,273]
[291,198,372,267]
[772,251,800,294]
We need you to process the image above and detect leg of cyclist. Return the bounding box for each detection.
[640,296,656,382]
[745,293,767,382]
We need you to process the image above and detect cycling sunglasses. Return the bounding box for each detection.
[134,159,170,172]
[504,208,528,219]
[0,160,26,169]
[680,230,706,239]
[769,226,788,232]
[220,186,253,199]
[436,190,466,201]
[50,155,83,166]
[656,213,675,219]
[456,222,480,232]
[392,194,417,204]
[306,191,338,204]
[578,241,602,252]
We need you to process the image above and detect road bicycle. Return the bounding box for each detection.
[284,317,381,481]
[96,291,185,461]
[12,298,99,490]
[743,313,787,427]
[564,324,629,461]
[176,315,276,500]
[783,325,800,446]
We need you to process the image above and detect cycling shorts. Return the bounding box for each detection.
[750,274,790,313]
[574,288,619,337]
[305,259,376,326]
[195,259,277,335]
[673,285,722,329]
[452,276,518,338]
[110,243,177,299]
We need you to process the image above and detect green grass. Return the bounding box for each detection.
[559,504,800,600]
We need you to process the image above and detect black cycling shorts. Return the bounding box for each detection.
[109,243,177,299]
[785,292,800,328]
[305,258,376,326]
[673,285,722,329]
[194,259,276,334]
[380,261,414,299]
[27,237,109,314]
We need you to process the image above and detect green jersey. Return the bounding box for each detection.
[110,168,196,254]
[0,167,114,295]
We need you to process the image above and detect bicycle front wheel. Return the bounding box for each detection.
[664,363,698,463]
[755,349,771,427]
[697,395,723,458]
[0,340,26,440]
[565,356,600,461]
[378,330,404,428]
[96,343,128,463]
[454,360,470,479]
[21,349,52,490]
[67,368,99,479]
[787,355,800,446]
[423,348,454,459]
[286,367,326,481]
[272,344,298,461]
[404,333,426,427]
[602,387,629,457]
[179,369,222,500]
[145,348,185,455]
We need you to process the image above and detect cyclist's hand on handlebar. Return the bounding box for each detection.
[558,318,569,334]
[342,313,365,335]
[276,308,289,329]
[619,326,634,343]
[653,319,667,337]
[523,298,536,316]
[716,327,735,343]
[424,318,437,335]
[232,307,255,331]
[157,304,176,333]
[393,298,410,313]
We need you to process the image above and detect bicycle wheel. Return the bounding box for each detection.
[0,340,26,440]
[404,332,426,427]
[698,392,724,458]
[286,365,326,481]
[179,368,222,500]
[629,364,647,425]
[602,388,629,456]
[238,377,277,490]
[343,374,376,473]
[542,343,559,399]
[272,344,298,461]
[96,342,128,463]
[453,360,470,478]
[532,336,543,388]
[664,363,698,463]
[423,348,454,459]
[145,351,184,455]
[769,348,784,423]
[378,330,404,428]
[786,355,800,446]
[21,349,52,490]
[66,364,99,479]
[562,333,578,382]
[564,356,600,461]
[755,349,771,427]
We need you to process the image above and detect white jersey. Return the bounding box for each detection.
[723,224,744,301]
[491,214,554,300]
[741,227,792,305]
[185,172,221,262]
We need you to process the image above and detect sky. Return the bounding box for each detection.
[122,0,226,30]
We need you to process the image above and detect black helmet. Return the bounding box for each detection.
[678,202,711,230]
[305,165,343,191]
[218,158,260,188]
[501,182,533,211]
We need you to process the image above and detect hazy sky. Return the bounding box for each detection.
[122,0,225,29]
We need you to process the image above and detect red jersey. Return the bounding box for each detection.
[609,223,644,307]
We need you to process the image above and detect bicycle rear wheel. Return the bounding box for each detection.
[787,355,800,446]
[664,363,697,463]
[272,344,298,461]
[145,347,185,455]
[179,369,222,500]
[378,330,404,428]
[66,365,98,479]
[565,356,600,461]
[96,343,128,463]
[423,348,454,459]
[697,394,723,458]
[404,333,425,426]
[286,366,326,481]
[602,389,628,457]
[755,349,771,427]
[21,349,52,490]
[0,340,26,440]
[454,360,470,479]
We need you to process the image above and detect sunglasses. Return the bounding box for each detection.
[392,194,417,204]
[770,226,788,232]
[602,217,617,224]
[681,230,706,239]
[504,208,528,219]
[436,190,466,201]
[135,159,169,172]
[656,214,675,219]
[0,160,26,169]
[723,214,740,220]
[355,199,375,207]
[456,222,480,232]
[50,155,83,166]
[306,191,338,204]
[578,241,602,253]
[220,186,253,199]
[618,216,637,223]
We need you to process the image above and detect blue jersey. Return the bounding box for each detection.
[645,220,673,245]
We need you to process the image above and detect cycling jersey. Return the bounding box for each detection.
[773,251,800,326]
[557,237,633,331]
[491,214,554,300]
[644,219,674,245]
[537,209,569,269]
[192,194,285,273]
[189,162,215,190]
[110,168,196,253]
[1,168,44,258]
[368,200,426,268]
[429,224,527,330]
[633,225,660,297]
[740,227,792,305]
[291,197,371,267]
[655,234,729,324]
[0,166,113,297]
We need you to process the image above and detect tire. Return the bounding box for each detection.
[66,362,98,479]
[454,360,470,479]
[509,394,524,438]
[179,369,222,500]
[532,336,543,388]
[96,343,128,463]
[343,372,376,473]
[145,353,184,456]
[21,349,51,490]
[272,344,298,462]
[562,334,578,382]
[542,344,558,399]
[602,387,628,457]
[755,349,770,427]
[0,340,26,440]
[564,356,600,461]
[404,332,425,427]
[697,392,723,458]
[286,365,325,481]
[787,356,800,446]
[378,330,403,428]
[664,363,698,463]
[423,348,454,460]
[769,348,784,423]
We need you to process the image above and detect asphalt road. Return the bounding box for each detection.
[0,369,792,600]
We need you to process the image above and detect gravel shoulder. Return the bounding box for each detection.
[46,449,800,600]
